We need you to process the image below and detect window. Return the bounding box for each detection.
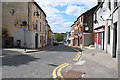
[95,13,97,20]
[40,22,41,31]
[80,38,82,44]
[108,26,110,44]
[95,33,97,43]
[108,0,111,10]
[40,12,41,19]
[99,33,101,44]
[36,7,38,12]
[81,16,83,22]
[114,0,118,9]
[101,4,103,8]
[36,20,38,30]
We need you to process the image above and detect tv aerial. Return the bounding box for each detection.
[98,7,110,21]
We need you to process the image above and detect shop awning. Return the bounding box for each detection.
[94,25,105,30]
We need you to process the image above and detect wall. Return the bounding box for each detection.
[14,30,40,48]
[29,2,46,47]
[2,2,28,37]
[118,1,120,79]
[83,33,94,46]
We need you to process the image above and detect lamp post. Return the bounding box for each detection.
[24,27,26,51]
[22,21,27,51]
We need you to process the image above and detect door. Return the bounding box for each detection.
[78,37,80,46]
[113,22,117,58]
[35,33,38,48]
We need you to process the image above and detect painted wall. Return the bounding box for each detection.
[118,1,120,79]
[83,33,94,46]
[2,2,28,37]
[14,30,40,48]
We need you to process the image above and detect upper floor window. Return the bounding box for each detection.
[101,4,103,8]
[114,0,118,9]
[40,12,41,19]
[81,16,83,22]
[108,0,111,10]
[36,7,38,12]
[36,20,38,30]
[40,22,41,32]
[95,13,97,20]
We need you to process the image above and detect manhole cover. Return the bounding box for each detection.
[63,70,85,79]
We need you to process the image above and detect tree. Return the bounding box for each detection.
[54,33,64,42]
[2,27,8,38]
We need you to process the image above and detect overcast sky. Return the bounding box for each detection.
[35,0,97,33]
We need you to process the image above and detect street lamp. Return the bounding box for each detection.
[22,21,27,51]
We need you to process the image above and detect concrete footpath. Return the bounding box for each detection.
[64,47,118,78]
[2,45,54,57]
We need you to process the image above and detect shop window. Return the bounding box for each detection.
[99,33,101,44]
[76,39,78,44]
[80,38,82,44]
[108,26,110,44]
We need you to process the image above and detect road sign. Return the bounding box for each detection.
[23,27,26,31]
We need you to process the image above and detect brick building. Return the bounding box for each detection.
[74,5,98,47]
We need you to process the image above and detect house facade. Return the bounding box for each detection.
[93,0,119,60]
[69,24,75,46]
[2,1,48,48]
[47,24,53,45]
[74,5,98,48]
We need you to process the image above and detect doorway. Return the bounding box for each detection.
[113,22,117,58]
[35,33,38,48]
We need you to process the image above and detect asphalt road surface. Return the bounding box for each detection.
[2,45,77,78]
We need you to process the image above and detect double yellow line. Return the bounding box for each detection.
[73,52,82,61]
[53,63,69,79]
[70,47,82,61]
[52,46,82,79]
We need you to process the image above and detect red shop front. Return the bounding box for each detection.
[94,25,105,50]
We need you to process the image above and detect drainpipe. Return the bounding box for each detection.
[28,2,29,30]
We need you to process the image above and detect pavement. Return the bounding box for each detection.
[1,45,54,57]
[63,46,118,79]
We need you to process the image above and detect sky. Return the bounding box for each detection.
[35,0,97,33]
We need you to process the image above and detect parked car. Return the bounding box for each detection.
[59,42,64,45]
[53,42,59,46]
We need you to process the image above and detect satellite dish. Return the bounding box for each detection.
[98,7,110,20]
[85,26,89,31]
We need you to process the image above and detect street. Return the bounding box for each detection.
[2,45,78,78]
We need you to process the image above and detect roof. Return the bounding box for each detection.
[32,0,47,17]
[77,5,99,19]
[70,24,74,27]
